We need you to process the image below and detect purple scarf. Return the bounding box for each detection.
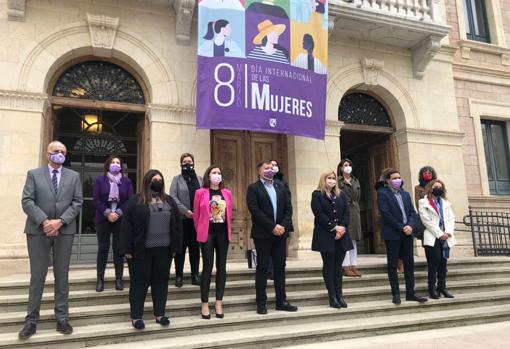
[106,172,122,202]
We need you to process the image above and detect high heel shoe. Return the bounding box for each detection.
[215,302,224,318]
[201,313,211,319]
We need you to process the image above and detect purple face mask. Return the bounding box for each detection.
[109,163,121,173]
[263,169,275,180]
[390,178,403,190]
[49,152,65,165]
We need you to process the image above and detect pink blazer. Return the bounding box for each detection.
[193,188,233,243]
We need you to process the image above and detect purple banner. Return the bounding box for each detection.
[196,0,328,140]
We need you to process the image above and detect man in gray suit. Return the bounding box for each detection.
[18,141,83,339]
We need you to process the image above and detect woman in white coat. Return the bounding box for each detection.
[418,179,457,299]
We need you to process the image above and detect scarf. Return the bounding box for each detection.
[106,172,122,202]
[429,197,449,260]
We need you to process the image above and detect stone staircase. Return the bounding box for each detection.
[0,257,509,348]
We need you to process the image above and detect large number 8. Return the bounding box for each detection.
[214,63,235,107]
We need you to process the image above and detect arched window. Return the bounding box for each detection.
[53,61,145,104]
[338,93,391,127]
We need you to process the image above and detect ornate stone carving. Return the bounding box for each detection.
[147,104,196,125]
[174,0,196,45]
[0,89,48,112]
[328,15,336,37]
[360,58,384,85]
[7,0,25,21]
[411,35,442,79]
[86,13,119,53]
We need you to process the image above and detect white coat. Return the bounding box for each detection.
[418,197,457,248]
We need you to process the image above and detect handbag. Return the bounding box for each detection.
[413,215,425,240]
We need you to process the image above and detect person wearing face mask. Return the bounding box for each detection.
[246,161,297,315]
[119,170,183,330]
[169,153,203,287]
[311,170,353,309]
[19,141,83,339]
[337,159,362,277]
[92,155,133,292]
[192,166,232,319]
[376,169,427,305]
[414,166,437,209]
[419,179,456,299]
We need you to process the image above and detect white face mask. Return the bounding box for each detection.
[343,166,352,174]
[210,174,222,185]
[326,179,337,189]
[272,166,279,174]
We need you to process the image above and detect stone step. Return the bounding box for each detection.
[2,295,510,348]
[1,257,507,294]
[1,263,509,299]
[0,275,508,331]
[1,267,509,312]
[0,286,508,334]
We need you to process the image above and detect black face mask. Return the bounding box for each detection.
[150,180,163,193]
[181,163,195,173]
[432,187,443,197]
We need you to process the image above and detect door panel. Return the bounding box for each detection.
[212,131,286,258]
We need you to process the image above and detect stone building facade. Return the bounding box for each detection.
[0,0,508,276]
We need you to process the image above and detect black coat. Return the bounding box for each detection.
[311,190,354,253]
[119,194,183,259]
[246,180,293,239]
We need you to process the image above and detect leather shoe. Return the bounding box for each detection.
[257,304,267,315]
[115,278,124,291]
[18,322,36,339]
[428,289,440,299]
[275,301,298,312]
[329,296,341,309]
[191,274,200,286]
[392,294,401,305]
[175,276,183,288]
[338,296,348,308]
[56,320,73,335]
[438,288,454,298]
[156,316,170,326]
[132,319,145,330]
[95,278,104,292]
[406,294,428,303]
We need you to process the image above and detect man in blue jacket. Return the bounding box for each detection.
[376,169,427,305]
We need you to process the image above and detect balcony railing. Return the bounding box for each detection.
[345,0,440,23]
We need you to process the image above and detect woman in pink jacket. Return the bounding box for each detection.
[193,165,232,319]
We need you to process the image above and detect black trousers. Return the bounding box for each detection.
[200,229,229,303]
[320,243,347,300]
[254,236,287,306]
[174,219,200,277]
[127,247,170,319]
[96,220,124,279]
[384,235,415,296]
[424,239,448,291]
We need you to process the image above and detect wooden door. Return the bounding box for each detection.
[368,137,396,253]
[211,130,286,258]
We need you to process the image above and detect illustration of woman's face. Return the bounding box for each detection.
[267,31,279,45]
[220,24,231,37]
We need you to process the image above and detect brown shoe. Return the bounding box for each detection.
[351,267,362,277]
[397,259,404,273]
[343,267,356,277]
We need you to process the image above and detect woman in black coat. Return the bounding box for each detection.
[119,169,183,329]
[311,170,354,309]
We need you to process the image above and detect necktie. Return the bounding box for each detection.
[52,169,59,194]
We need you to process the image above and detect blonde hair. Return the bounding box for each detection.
[424,179,448,200]
[317,170,340,197]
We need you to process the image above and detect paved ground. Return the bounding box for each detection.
[288,321,510,349]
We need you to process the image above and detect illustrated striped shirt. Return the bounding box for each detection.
[248,47,289,64]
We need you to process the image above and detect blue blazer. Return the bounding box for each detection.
[376,187,417,240]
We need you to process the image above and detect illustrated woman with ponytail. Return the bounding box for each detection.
[292,33,326,74]
[193,166,232,319]
[199,19,244,57]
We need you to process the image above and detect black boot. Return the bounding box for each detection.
[96,277,104,292]
[191,274,200,286]
[438,288,454,298]
[115,278,124,291]
[428,289,440,299]
[338,295,348,308]
[328,295,341,309]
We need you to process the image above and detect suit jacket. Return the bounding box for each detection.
[92,175,134,224]
[119,194,183,259]
[246,180,293,239]
[22,166,83,235]
[193,188,233,243]
[311,190,354,253]
[418,197,457,248]
[376,187,417,241]
[169,174,203,215]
